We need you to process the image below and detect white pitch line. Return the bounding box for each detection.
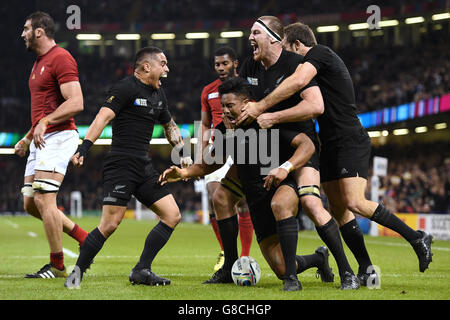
[299,233,450,251]
[63,248,78,258]
[4,218,79,258]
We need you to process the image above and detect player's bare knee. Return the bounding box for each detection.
[166,209,182,228]
[345,198,365,216]
[270,199,295,220]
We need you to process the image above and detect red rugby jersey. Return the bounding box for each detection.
[200,78,223,129]
[28,45,79,134]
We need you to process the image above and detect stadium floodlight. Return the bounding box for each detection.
[151,33,176,40]
[185,32,210,39]
[405,16,425,24]
[415,126,428,133]
[382,130,389,137]
[434,122,447,130]
[115,34,141,40]
[220,31,244,38]
[0,148,14,154]
[393,128,409,135]
[368,131,381,138]
[316,25,339,33]
[76,34,102,40]
[348,22,369,30]
[94,139,112,145]
[378,19,399,27]
[432,12,450,20]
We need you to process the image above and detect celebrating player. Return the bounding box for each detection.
[64,46,191,289]
[160,77,335,291]
[238,22,433,282]
[199,46,253,272]
[232,16,358,289]
[17,11,88,279]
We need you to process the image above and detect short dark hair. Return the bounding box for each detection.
[218,77,253,100]
[214,46,237,61]
[284,22,317,47]
[26,11,55,39]
[134,46,163,69]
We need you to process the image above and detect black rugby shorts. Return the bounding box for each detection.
[244,176,298,243]
[102,154,170,207]
[319,128,371,183]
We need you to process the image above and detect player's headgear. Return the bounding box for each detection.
[255,17,283,42]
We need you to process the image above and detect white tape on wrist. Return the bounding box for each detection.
[279,161,294,173]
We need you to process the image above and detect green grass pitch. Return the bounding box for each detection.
[0,216,449,301]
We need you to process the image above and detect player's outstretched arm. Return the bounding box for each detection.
[237,62,318,126]
[263,132,315,190]
[158,163,220,185]
[72,107,115,167]
[257,85,324,129]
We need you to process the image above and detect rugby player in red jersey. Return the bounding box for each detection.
[198,47,254,272]
[15,12,87,279]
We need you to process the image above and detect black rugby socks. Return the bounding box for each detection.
[371,204,420,242]
[340,219,372,274]
[316,218,354,277]
[276,217,299,279]
[217,215,239,270]
[134,221,174,270]
[77,227,106,274]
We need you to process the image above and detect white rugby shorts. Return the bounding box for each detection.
[24,130,79,177]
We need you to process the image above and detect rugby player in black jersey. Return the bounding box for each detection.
[64,46,191,289]
[237,16,358,289]
[239,22,433,282]
[160,77,334,291]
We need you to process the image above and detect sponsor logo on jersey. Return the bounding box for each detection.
[247,77,258,86]
[134,98,148,107]
[208,92,219,100]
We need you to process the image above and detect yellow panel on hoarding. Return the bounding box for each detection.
[378,213,418,238]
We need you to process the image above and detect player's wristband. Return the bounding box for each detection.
[77,139,93,158]
[22,137,31,146]
[39,117,50,126]
[279,161,294,173]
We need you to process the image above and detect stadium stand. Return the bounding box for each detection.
[0,0,448,218]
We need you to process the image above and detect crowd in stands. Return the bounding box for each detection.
[1,40,449,133]
[18,0,441,25]
[0,1,448,217]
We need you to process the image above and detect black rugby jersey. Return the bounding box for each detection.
[239,50,318,147]
[239,49,317,113]
[102,76,172,157]
[212,121,307,189]
[303,44,363,142]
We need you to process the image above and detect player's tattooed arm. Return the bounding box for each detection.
[162,118,184,149]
